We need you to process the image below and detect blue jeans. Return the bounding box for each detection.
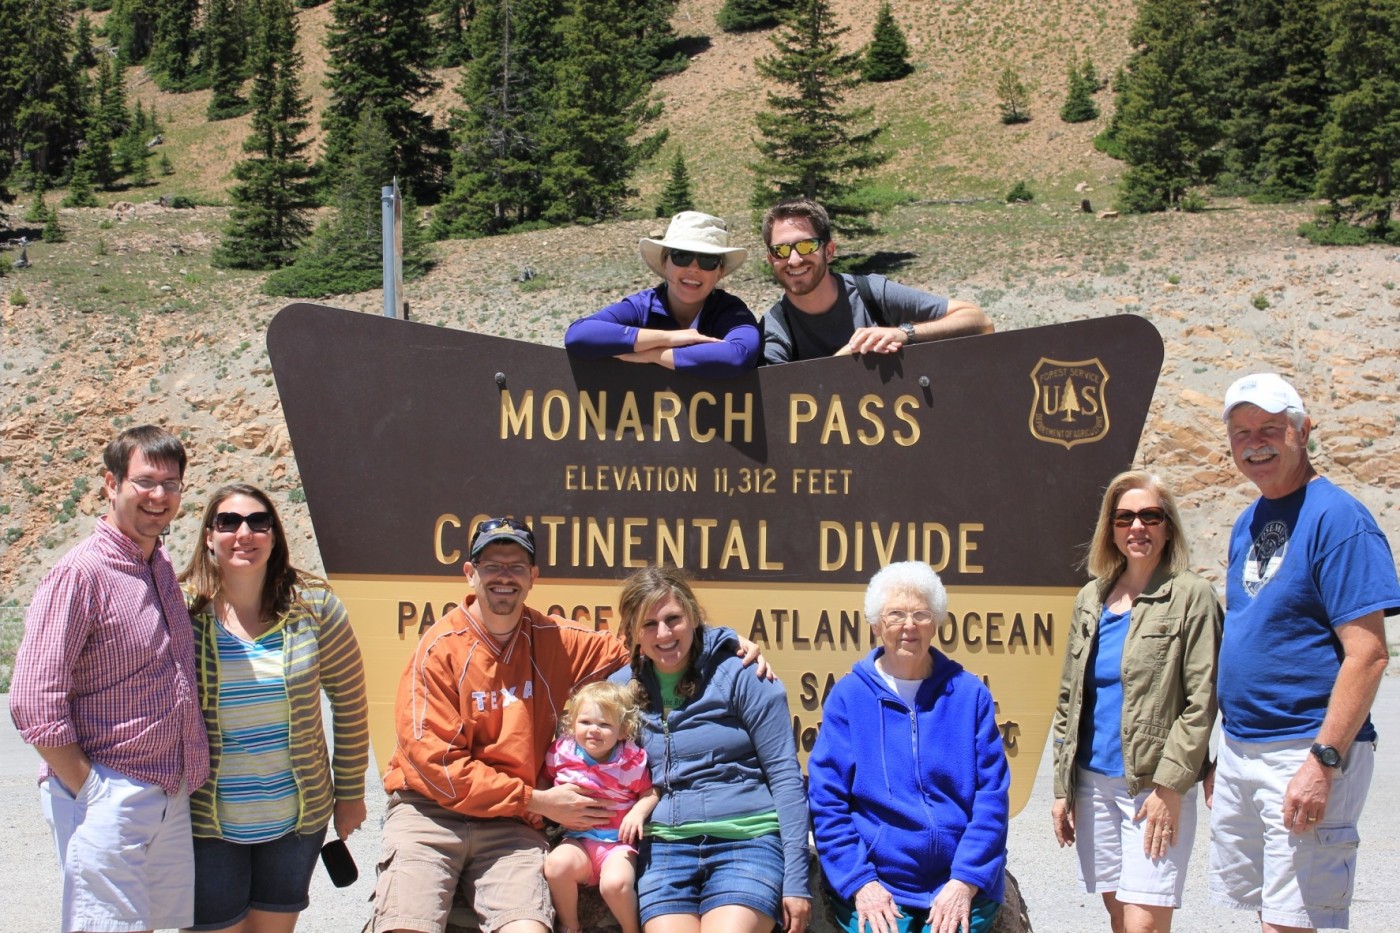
[190,827,327,930]
[638,833,784,924]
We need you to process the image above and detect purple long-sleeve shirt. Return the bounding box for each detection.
[11,518,209,795]
[564,285,760,379]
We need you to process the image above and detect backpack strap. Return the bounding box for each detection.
[851,274,888,328]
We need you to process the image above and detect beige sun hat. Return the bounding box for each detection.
[638,211,748,279]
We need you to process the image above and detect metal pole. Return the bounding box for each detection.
[381,183,399,318]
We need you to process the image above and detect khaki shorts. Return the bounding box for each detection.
[371,791,551,933]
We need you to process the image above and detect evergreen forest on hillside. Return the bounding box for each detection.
[2,0,1398,296]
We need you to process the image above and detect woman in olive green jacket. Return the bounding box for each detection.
[1050,471,1221,933]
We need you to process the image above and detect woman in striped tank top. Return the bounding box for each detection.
[181,484,369,932]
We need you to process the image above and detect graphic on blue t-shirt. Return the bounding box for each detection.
[1243,520,1289,596]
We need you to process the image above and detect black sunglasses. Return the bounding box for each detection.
[766,237,825,260]
[666,249,723,272]
[211,511,275,533]
[1112,507,1167,528]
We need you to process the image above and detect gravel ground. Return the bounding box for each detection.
[3,674,1398,932]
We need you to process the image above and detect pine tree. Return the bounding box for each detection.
[656,148,694,217]
[42,206,66,242]
[205,0,250,119]
[72,14,98,70]
[267,107,431,296]
[432,0,474,67]
[25,190,51,224]
[106,0,161,62]
[861,2,912,83]
[539,0,665,224]
[717,0,783,33]
[1313,0,1400,237]
[1060,57,1099,123]
[215,0,317,269]
[996,66,1031,125]
[62,155,99,206]
[147,0,201,90]
[624,0,687,79]
[320,0,446,200]
[159,152,175,175]
[434,0,557,237]
[750,0,888,234]
[1109,0,1223,212]
[1213,0,1329,200]
[3,0,84,181]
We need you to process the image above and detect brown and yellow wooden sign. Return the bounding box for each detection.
[267,304,1163,816]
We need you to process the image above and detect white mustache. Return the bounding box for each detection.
[1241,445,1279,460]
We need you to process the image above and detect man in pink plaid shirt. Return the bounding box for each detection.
[11,425,209,933]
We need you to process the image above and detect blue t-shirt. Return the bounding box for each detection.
[1079,605,1130,776]
[1220,477,1400,743]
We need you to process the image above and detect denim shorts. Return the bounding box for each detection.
[637,832,783,924]
[190,826,328,931]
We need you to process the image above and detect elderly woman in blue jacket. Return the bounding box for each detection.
[808,561,1010,933]
[609,565,811,933]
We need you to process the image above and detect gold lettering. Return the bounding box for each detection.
[434,513,461,565]
[541,389,570,441]
[758,520,784,570]
[693,518,718,569]
[820,521,848,571]
[538,515,564,566]
[857,395,886,445]
[719,520,750,570]
[654,392,682,442]
[724,392,754,443]
[579,391,606,440]
[789,394,818,444]
[657,519,684,566]
[689,392,717,442]
[893,395,920,446]
[500,389,533,439]
[924,522,951,572]
[586,518,615,567]
[821,396,851,445]
[959,523,985,573]
[623,517,646,568]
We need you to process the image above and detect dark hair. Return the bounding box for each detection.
[103,425,187,485]
[619,565,707,707]
[181,483,320,622]
[761,197,831,247]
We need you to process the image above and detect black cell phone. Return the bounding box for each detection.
[320,838,358,887]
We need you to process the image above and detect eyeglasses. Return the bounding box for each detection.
[1112,507,1167,528]
[766,237,825,260]
[211,511,274,533]
[127,476,183,495]
[882,609,934,625]
[476,561,532,577]
[667,249,723,272]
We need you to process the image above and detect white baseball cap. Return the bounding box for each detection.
[1222,373,1306,421]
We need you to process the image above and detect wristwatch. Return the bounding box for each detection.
[898,322,917,344]
[1310,743,1342,768]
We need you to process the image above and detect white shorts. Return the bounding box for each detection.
[1073,768,1198,908]
[40,762,194,933]
[1209,736,1374,930]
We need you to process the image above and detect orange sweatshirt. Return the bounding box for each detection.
[382,596,629,822]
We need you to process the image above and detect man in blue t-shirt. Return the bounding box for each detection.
[1209,372,1400,932]
[758,198,992,364]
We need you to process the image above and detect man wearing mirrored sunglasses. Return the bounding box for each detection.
[371,518,771,933]
[11,424,209,933]
[759,198,993,364]
[1208,373,1399,932]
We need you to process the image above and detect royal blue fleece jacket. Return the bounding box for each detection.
[807,647,1009,908]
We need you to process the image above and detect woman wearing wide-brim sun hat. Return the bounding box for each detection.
[565,211,760,378]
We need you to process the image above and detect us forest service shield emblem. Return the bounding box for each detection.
[1029,358,1110,449]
